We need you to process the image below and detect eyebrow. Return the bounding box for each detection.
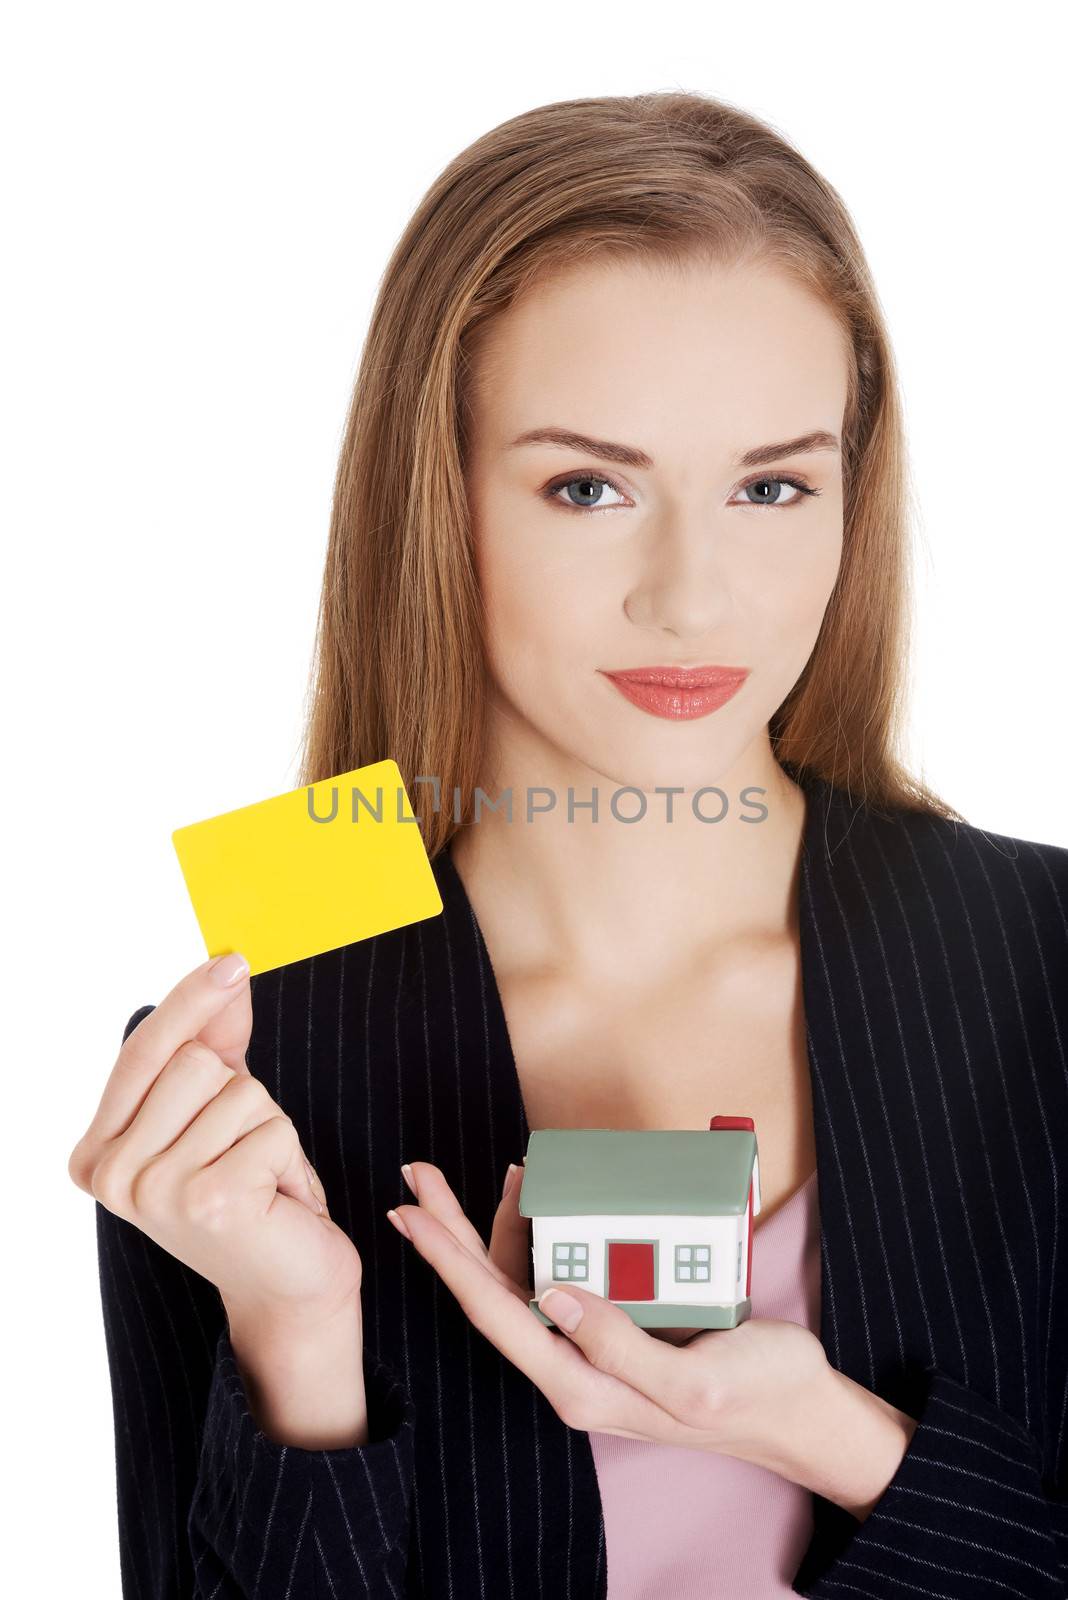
[507,426,840,471]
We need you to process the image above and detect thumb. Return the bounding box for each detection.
[195,974,253,1073]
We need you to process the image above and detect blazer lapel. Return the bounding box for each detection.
[795,765,940,1399]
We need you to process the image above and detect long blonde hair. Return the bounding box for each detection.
[297,91,964,857]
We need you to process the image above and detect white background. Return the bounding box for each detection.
[4,1,1065,1590]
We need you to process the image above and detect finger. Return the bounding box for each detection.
[405,1161,527,1300]
[188,1113,321,1222]
[394,1197,584,1392]
[174,1070,322,1217]
[537,1281,717,1431]
[587,1423,660,1442]
[178,1074,323,1214]
[74,954,253,1182]
[190,979,254,1074]
[110,1039,236,1172]
[487,1162,531,1290]
[101,1041,321,1220]
[395,1200,668,1435]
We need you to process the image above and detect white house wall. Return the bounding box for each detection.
[532,1211,749,1306]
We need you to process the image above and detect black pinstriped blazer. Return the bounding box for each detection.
[95,760,1068,1597]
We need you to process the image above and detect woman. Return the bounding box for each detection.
[70,92,1068,1598]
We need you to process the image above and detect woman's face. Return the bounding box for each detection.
[462,253,848,793]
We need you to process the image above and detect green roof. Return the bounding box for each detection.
[518,1128,756,1217]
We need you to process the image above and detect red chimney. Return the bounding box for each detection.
[708,1115,755,1131]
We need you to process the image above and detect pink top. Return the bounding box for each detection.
[587,1169,821,1599]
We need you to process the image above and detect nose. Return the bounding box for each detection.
[623,511,734,639]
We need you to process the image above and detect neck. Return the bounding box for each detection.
[448,727,808,989]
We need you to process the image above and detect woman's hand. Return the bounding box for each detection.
[388,1161,916,1514]
[67,955,362,1335]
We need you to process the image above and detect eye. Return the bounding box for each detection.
[541,468,822,514]
[731,474,819,508]
[542,473,629,512]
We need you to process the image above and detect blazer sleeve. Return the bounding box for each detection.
[792,1360,1068,1599]
[94,1003,417,1599]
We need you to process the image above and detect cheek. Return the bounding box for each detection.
[477,501,602,640]
[731,528,842,672]
[785,547,841,630]
[478,536,594,693]
[756,525,842,618]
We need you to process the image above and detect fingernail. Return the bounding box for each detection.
[539,1288,582,1330]
[501,1163,519,1201]
[387,1207,412,1240]
[302,1158,327,1215]
[208,952,249,987]
[401,1163,418,1198]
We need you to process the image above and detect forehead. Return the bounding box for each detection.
[465,254,850,459]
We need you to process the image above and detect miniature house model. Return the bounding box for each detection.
[520,1115,761,1330]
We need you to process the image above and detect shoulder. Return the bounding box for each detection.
[817,780,1068,992]
[861,793,1068,925]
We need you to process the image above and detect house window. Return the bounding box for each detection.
[674,1244,711,1283]
[552,1242,589,1281]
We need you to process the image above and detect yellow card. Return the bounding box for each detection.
[171,759,443,976]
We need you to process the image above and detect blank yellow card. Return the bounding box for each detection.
[171,759,443,976]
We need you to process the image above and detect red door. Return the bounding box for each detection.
[607,1241,655,1300]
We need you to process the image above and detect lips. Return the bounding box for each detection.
[605,665,749,690]
[601,665,749,722]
